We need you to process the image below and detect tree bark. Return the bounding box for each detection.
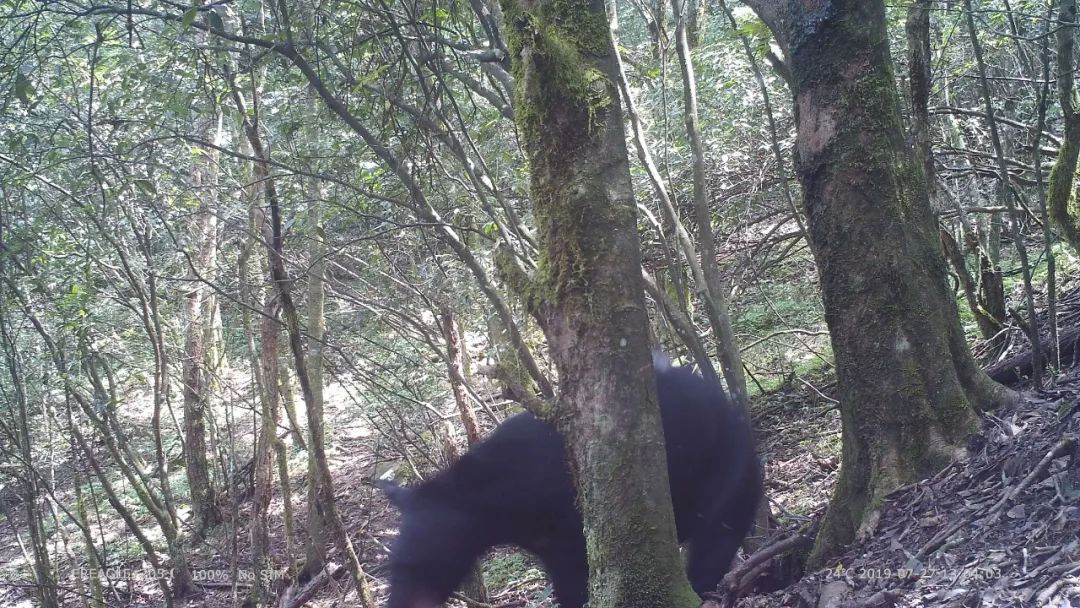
[647,0,666,59]
[1032,1,1060,373]
[906,0,935,200]
[672,0,749,410]
[497,0,698,604]
[939,96,1006,343]
[182,113,223,534]
[279,359,307,449]
[0,309,59,608]
[685,0,703,48]
[301,212,330,583]
[441,308,483,446]
[743,0,1014,567]
[439,308,489,603]
[73,468,105,608]
[1047,0,1080,255]
[485,311,540,402]
[940,228,1002,341]
[227,67,376,606]
[250,292,281,607]
[68,412,173,604]
[986,327,1080,385]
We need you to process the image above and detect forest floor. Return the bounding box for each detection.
[273,357,1080,608]
[197,368,849,608]
[183,366,849,607]
[737,374,1080,608]
[0,348,1077,607]
[249,355,1080,608]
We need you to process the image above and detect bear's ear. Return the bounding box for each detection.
[376,479,412,508]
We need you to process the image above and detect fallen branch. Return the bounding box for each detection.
[917,438,1076,559]
[985,327,1080,385]
[278,562,345,608]
[988,437,1076,521]
[703,521,819,607]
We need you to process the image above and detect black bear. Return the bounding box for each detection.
[378,357,761,608]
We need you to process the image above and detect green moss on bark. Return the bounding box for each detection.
[501,0,700,603]
[1047,121,1080,255]
[501,0,614,161]
[499,0,625,319]
[761,0,994,570]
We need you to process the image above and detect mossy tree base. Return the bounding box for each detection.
[744,0,1015,568]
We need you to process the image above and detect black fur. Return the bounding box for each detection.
[380,361,761,608]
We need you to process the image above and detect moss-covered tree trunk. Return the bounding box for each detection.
[1047,0,1080,255]
[743,0,1014,567]
[498,0,698,605]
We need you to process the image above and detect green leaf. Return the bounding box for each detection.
[14,71,34,105]
[181,6,199,29]
[356,63,391,86]
[134,179,157,196]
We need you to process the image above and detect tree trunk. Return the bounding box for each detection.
[685,0,703,48]
[940,228,1001,342]
[441,308,483,446]
[498,0,698,604]
[1048,0,1080,255]
[485,311,539,403]
[672,0,749,413]
[906,0,934,200]
[301,212,330,584]
[222,74,371,600]
[69,418,174,604]
[245,117,377,608]
[743,0,1014,567]
[275,377,297,568]
[279,359,307,449]
[72,470,105,608]
[962,0,1042,385]
[938,89,1006,343]
[646,0,666,60]
[1032,1,1060,374]
[0,311,59,608]
[440,307,489,603]
[250,292,281,607]
[78,348,195,597]
[182,113,223,534]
